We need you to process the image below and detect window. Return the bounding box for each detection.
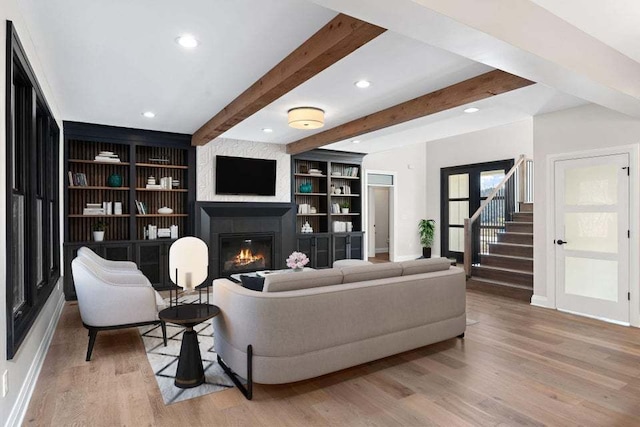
[5,21,60,359]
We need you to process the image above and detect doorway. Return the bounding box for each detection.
[369,187,390,261]
[441,159,514,263]
[554,153,630,324]
[366,171,396,262]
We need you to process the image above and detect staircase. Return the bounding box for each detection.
[468,202,533,299]
[463,155,534,301]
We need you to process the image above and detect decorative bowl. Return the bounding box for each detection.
[158,207,173,215]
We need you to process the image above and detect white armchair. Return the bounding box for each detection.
[78,246,139,272]
[71,256,167,361]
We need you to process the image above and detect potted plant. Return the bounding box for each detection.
[92,221,108,242]
[418,219,435,258]
[340,202,350,214]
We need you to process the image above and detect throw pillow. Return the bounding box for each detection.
[240,275,265,291]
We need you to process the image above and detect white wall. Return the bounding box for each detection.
[532,104,640,319]
[197,138,291,203]
[425,119,534,256]
[1,2,65,426]
[373,187,390,252]
[364,143,427,260]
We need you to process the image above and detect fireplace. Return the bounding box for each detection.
[220,234,273,276]
[196,202,295,280]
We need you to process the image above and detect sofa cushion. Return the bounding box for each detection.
[341,262,403,284]
[333,259,373,268]
[263,269,344,292]
[401,257,451,276]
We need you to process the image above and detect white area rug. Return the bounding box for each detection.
[466,319,479,326]
[139,295,235,405]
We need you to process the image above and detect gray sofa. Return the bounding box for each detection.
[212,257,465,388]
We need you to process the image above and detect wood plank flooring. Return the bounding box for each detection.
[24,290,640,426]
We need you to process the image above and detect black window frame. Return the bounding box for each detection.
[5,20,60,359]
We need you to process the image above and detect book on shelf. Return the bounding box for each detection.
[135,200,148,215]
[331,203,341,214]
[145,184,162,190]
[68,172,88,186]
[340,167,359,177]
[94,152,121,162]
[82,208,105,215]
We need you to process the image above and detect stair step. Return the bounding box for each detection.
[488,242,533,258]
[512,212,533,222]
[472,265,533,287]
[467,278,534,302]
[505,221,533,233]
[480,254,533,272]
[497,232,533,245]
[520,202,534,213]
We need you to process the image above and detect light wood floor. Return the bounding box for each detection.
[368,253,390,263]
[25,290,640,426]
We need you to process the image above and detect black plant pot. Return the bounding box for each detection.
[422,247,432,258]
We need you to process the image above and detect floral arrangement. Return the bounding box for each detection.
[286,251,309,270]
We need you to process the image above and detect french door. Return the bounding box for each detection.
[441,159,513,263]
[554,153,630,324]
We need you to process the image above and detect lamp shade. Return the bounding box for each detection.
[288,107,324,129]
[169,237,208,292]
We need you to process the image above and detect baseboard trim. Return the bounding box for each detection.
[6,288,65,427]
[557,308,630,327]
[375,248,389,254]
[530,294,550,308]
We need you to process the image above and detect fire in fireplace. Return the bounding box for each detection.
[220,234,273,275]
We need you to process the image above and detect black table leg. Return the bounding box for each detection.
[175,325,205,388]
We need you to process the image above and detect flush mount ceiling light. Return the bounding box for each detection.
[464,107,480,113]
[354,80,371,89]
[176,34,199,49]
[142,111,155,118]
[262,128,273,133]
[288,107,325,129]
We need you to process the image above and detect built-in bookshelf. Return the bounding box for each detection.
[63,122,195,297]
[291,150,365,266]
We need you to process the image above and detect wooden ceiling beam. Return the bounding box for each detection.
[286,70,535,155]
[191,14,386,146]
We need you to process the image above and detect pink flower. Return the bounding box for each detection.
[286,251,309,269]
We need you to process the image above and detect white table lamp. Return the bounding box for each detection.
[169,237,209,292]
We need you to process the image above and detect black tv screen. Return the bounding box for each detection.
[215,155,277,196]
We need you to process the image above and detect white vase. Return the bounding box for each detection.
[93,231,105,242]
[341,208,349,214]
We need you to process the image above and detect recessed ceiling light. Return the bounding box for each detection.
[354,80,371,89]
[464,107,480,113]
[142,111,155,118]
[352,140,361,144]
[262,128,273,133]
[176,34,199,49]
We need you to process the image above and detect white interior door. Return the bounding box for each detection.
[554,153,630,324]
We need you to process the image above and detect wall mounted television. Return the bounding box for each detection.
[215,155,277,196]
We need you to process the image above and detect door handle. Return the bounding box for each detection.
[556,239,568,245]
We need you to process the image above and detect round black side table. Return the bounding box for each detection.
[159,303,220,389]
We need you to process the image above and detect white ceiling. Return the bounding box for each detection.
[16,0,336,134]
[223,31,492,143]
[325,83,586,153]
[18,0,598,154]
[529,0,640,64]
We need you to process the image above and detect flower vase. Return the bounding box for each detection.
[294,267,303,272]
